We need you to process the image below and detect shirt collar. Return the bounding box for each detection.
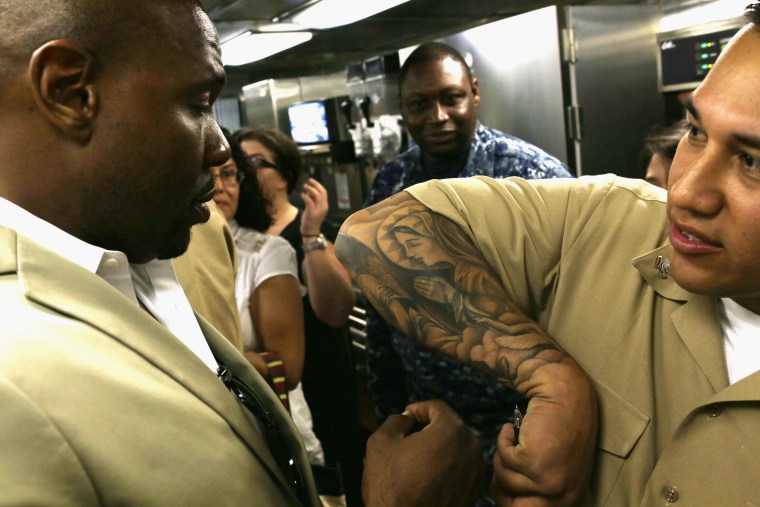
[632,243,692,302]
[0,197,139,305]
[0,197,107,273]
[0,197,219,372]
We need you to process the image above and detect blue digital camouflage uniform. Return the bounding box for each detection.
[364,123,573,507]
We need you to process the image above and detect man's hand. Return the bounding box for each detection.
[363,400,484,507]
[491,360,598,507]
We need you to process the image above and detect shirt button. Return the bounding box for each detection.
[103,258,120,269]
[663,486,679,503]
[706,404,722,420]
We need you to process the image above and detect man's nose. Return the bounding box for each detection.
[205,119,231,169]
[428,101,448,123]
[668,146,724,217]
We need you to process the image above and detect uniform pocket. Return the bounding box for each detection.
[595,380,649,458]
[588,379,650,505]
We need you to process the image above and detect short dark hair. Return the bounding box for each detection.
[398,42,473,93]
[746,3,760,23]
[233,127,302,194]
[221,128,272,232]
[638,120,689,177]
[0,0,137,91]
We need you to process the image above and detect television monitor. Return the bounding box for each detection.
[288,101,330,145]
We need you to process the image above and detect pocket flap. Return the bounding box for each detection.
[595,380,649,458]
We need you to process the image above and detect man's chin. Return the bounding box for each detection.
[422,143,467,162]
[156,226,194,260]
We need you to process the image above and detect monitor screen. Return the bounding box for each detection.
[288,101,330,144]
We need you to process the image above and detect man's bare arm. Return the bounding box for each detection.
[336,190,598,505]
[337,192,566,392]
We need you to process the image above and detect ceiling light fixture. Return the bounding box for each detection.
[659,0,746,32]
[289,0,411,30]
[256,22,306,33]
[221,30,313,66]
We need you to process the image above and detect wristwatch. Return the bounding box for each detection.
[302,233,327,254]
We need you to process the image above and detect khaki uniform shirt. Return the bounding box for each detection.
[409,174,760,507]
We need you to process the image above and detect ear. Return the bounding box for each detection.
[29,39,97,143]
[471,77,480,108]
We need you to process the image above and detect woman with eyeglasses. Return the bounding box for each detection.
[234,127,362,505]
[212,129,325,466]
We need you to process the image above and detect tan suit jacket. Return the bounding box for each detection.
[174,201,244,352]
[410,175,760,507]
[0,226,319,506]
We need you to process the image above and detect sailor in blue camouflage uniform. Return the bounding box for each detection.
[366,122,572,203]
[363,41,572,506]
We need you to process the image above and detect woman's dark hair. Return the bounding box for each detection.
[221,127,272,232]
[746,3,760,24]
[233,127,302,193]
[638,120,689,177]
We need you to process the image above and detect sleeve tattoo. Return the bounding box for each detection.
[335,192,568,392]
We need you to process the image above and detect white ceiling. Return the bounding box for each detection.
[201,0,571,80]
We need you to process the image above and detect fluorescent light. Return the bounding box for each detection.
[256,22,306,33]
[660,0,746,32]
[290,0,410,30]
[221,31,312,66]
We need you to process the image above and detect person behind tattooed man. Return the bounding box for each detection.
[363,41,573,506]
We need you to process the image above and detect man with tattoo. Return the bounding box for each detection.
[364,41,573,506]
[340,194,596,506]
[338,4,760,505]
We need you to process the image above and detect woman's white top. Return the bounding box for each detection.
[229,220,324,465]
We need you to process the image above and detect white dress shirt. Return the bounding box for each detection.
[0,197,218,372]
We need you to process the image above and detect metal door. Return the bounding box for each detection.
[440,6,569,166]
[564,5,664,178]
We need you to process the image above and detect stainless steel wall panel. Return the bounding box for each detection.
[441,6,568,165]
[241,78,300,130]
[298,73,350,103]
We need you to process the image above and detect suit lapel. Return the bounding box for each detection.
[10,230,304,502]
[199,315,316,504]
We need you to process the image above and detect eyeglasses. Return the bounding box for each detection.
[217,365,310,505]
[245,155,279,171]
[211,167,245,187]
